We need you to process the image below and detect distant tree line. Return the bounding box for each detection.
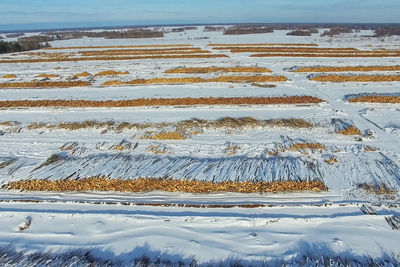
[44,29,164,40]
[0,39,49,54]
[286,29,318,36]
[5,33,25,38]
[223,26,273,35]
[204,26,226,32]
[321,28,353,36]
[171,26,197,32]
[374,27,400,37]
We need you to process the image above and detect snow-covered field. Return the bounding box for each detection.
[0,26,399,265]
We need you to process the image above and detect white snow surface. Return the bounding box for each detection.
[0,27,400,263]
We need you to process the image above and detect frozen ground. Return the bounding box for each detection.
[0,26,399,264]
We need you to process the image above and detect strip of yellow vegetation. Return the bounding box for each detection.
[210,76,287,83]
[44,45,194,50]
[208,43,318,47]
[310,75,400,82]
[36,74,59,78]
[293,65,400,72]
[3,177,327,193]
[165,67,272,74]
[101,75,287,86]
[0,54,229,64]
[215,47,359,52]
[95,70,129,76]
[0,96,325,108]
[80,50,211,56]
[0,81,92,88]
[251,53,400,58]
[348,96,400,103]
[79,48,202,54]
[1,74,16,78]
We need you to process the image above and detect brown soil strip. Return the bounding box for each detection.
[348,96,400,103]
[208,43,318,47]
[101,75,287,86]
[165,67,272,74]
[0,54,228,64]
[310,75,400,82]
[293,65,400,72]
[2,177,327,193]
[251,53,400,58]
[44,45,194,50]
[0,81,92,89]
[0,96,325,108]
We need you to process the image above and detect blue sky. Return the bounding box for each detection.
[0,0,399,31]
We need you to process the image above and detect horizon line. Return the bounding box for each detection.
[1,22,400,33]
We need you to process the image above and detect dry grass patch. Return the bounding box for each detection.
[80,50,210,56]
[251,83,276,88]
[28,121,115,131]
[266,118,313,128]
[79,47,202,54]
[216,47,359,53]
[224,145,241,155]
[310,75,400,82]
[0,81,91,88]
[358,183,396,196]
[293,65,400,72]
[2,74,16,78]
[25,117,313,134]
[210,75,287,83]
[141,131,186,140]
[44,45,194,50]
[325,157,338,164]
[2,177,328,193]
[95,70,129,76]
[165,66,272,74]
[252,53,400,58]
[289,143,326,151]
[0,54,228,64]
[147,144,167,154]
[0,96,324,108]
[74,72,91,77]
[36,74,59,78]
[208,43,318,47]
[102,77,206,86]
[348,96,400,103]
[101,75,287,86]
[364,146,377,152]
[337,126,362,135]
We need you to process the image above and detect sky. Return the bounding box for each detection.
[0,0,399,31]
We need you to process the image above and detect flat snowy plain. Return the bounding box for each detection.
[0,27,399,265]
